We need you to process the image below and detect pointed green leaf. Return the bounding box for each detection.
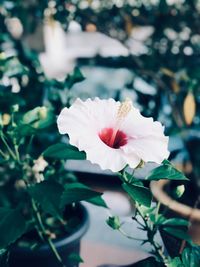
[68,253,84,263]
[28,180,64,218]
[146,160,189,181]
[60,183,102,208]
[122,183,152,207]
[86,196,108,208]
[43,143,86,160]
[0,208,27,249]
[163,227,191,242]
[162,218,189,227]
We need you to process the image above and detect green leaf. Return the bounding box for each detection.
[28,180,64,218]
[106,216,121,230]
[60,183,102,208]
[14,124,36,138]
[137,206,156,217]
[0,207,27,249]
[182,246,200,267]
[167,257,184,267]
[162,218,189,227]
[21,107,55,130]
[133,256,165,267]
[68,253,84,263]
[67,67,85,89]
[124,172,143,186]
[86,196,108,208]
[163,227,191,242]
[149,214,166,225]
[146,160,189,181]
[43,143,86,160]
[122,183,152,207]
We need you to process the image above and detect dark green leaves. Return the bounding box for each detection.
[28,180,105,217]
[68,253,84,264]
[161,218,189,227]
[162,227,191,242]
[167,257,183,267]
[146,160,188,181]
[60,183,102,209]
[28,180,64,219]
[43,143,86,160]
[14,107,56,138]
[0,208,26,249]
[122,183,152,207]
[67,67,85,89]
[182,246,200,267]
[87,196,107,208]
[21,107,55,130]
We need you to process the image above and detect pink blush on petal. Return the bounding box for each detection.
[99,127,127,149]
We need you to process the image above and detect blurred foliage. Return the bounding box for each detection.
[0,0,200,179]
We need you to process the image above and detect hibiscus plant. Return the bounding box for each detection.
[0,104,106,266]
[57,97,200,267]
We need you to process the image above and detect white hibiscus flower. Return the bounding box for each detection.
[57,98,169,172]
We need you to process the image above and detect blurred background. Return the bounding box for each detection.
[0,0,200,265]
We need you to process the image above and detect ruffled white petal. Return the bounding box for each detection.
[124,136,169,164]
[86,141,127,172]
[57,98,169,172]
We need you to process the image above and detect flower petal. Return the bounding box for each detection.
[57,98,169,172]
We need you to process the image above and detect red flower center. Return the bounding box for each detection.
[99,127,127,149]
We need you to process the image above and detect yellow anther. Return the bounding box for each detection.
[117,98,132,120]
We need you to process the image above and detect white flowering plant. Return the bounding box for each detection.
[57,97,200,267]
[0,104,106,266]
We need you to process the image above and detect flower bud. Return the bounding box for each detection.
[12,104,19,113]
[2,114,11,126]
[38,107,48,120]
[174,185,185,198]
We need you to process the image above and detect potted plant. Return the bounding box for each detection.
[0,104,106,267]
[57,97,200,266]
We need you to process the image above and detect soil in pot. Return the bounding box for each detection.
[9,204,89,267]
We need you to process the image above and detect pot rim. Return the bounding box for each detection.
[150,180,200,221]
[11,203,89,255]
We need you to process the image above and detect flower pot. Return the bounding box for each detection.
[98,256,164,267]
[150,180,200,257]
[0,249,9,267]
[9,204,89,267]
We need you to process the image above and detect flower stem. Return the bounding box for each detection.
[118,228,144,241]
[31,198,66,267]
[0,133,16,161]
[0,149,7,159]
[14,144,21,164]
[136,204,167,264]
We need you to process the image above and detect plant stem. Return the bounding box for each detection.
[31,198,66,267]
[14,144,21,164]
[0,149,7,159]
[155,202,161,221]
[0,133,16,161]
[118,228,144,241]
[136,204,167,264]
